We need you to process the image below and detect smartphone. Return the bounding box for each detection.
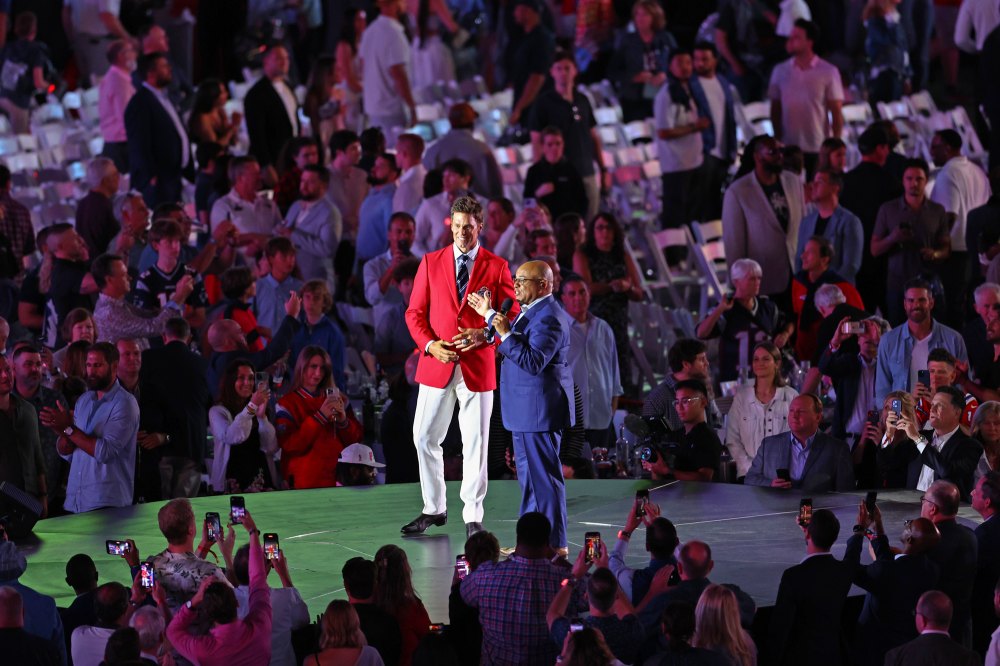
[797,498,813,527]
[570,622,585,633]
[891,398,902,418]
[866,410,880,426]
[206,512,221,542]
[139,562,155,589]
[776,468,791,482]
[635,489,650,517]
[841,321,865,335]
[865,491,877,516]
[324,387,339,399]
[585,532,601,563]
[230,496,246,524]
[263,533,279,560]
[455,554,471,580]
[917,369,930,387]
[255,372,269,391]
[429,623,446,634]
[106,540,130,556]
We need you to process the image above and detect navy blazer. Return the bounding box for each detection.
[973,516,1000,651]
[745,431,854,492]
[245,77,297,168]
[124,85,190,192]
[497,296,574,433]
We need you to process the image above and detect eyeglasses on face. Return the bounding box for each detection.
[513,277,543,285]
[672,397,702,407]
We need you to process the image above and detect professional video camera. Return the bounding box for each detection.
[624,414,683,473]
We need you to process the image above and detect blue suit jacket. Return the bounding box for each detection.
[124,85,189,193]
[498,296,575,433]
[745,432,854,492]
[795,205,865,283]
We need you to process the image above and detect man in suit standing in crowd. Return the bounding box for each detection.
[469,260,574,551]
[244,44,299,184]
[403,196,516,539]
[884,591,980,665]
[972,471,1000,656]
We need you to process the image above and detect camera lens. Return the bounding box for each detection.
[639,446,658,463]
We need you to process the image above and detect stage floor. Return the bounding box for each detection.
[16,480,984,622]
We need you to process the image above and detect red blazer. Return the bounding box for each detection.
[405,244,517,392]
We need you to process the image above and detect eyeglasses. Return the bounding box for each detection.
[672,397,702,407]
[920,497,938,508]
[513,277,544,285]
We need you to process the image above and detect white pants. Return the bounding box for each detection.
[412,366,493,523]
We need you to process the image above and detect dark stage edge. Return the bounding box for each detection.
[16,481,984,621]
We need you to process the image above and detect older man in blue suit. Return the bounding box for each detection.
[746,393,854,492]
[469,259,575,550]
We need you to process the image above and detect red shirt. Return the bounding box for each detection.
[275,388,363,489]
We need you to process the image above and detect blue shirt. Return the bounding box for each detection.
[794,205,865,283]
[568,313,622,429]
[875,320,968,404]
[63,380,140,513]
[289,314,346,390]
[790,432,816,482]
[355,183,397,262]
[254,273,304,337]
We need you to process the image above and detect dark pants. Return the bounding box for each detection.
[803,153,819,182]
[101,141,129,174]
[940,251,970,327]
[512,430,567,549]
[621,97,653,123]
[700,155,730,221]
[869,70,905,105]
[661,167,703,264]
[140,175,183,208]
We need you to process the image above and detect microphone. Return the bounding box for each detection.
[488,298,514,339]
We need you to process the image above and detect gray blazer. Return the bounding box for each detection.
[745,431,854,492]
[284,197,341,284]
[722,170,806,296]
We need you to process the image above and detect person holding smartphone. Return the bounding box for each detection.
[209,360,279,493]
[275,346,362,489]
[912,348,980,432]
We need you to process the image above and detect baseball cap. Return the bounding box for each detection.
[338,443,386,468]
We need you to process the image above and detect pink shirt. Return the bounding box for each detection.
[167,536,273,666]
[98,65,135,142]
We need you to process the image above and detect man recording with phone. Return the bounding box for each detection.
[912,348,979,431]
[640,379,722,483]
[608,500,680,605]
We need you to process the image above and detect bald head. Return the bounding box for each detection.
[207,320,243,352]
[927,480,960,517]
[0,586,23,628]
[677,541,713,580]
[513,260,554,305]
[916,590,953,630]
[901,517,940,555]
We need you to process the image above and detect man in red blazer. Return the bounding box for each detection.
[403,196,517,537]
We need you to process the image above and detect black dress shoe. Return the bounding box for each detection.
[401,513,447,534]
[466,522,484,539]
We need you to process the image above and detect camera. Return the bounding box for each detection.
[639,443,678,469]
[841,321,865,336]
[632,415,680,469]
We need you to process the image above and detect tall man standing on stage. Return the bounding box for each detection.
[469,260,575,551]
[403,196,517,538]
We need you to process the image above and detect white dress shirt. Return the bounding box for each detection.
[917,424,960,491]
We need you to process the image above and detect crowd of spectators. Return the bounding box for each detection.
[0,0,1000,664]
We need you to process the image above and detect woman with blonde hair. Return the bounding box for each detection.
[308,599,384,665]
[972,401,1000,483]
[374,545,430,666]
[693,584,757,666]
[725,341,798,479]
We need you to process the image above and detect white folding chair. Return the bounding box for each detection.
[691,220,724,244]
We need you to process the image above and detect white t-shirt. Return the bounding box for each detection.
[68,0,120,36]
[272,79,300,134]
[653,84,704,173]
[768,55,844,153]
[358,15,411,118]
[910,332,932,392]
[698,75,728,160]
[929,155,992,252]
[71,625,115,666]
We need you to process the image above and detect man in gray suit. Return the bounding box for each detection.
[746,394,854,492]
[282,165,341,285]
[722,135,806,307]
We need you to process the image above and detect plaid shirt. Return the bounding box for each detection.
[0,191,34,266]
[460,555,572,666]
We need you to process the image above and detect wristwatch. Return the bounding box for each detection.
[618,529,632,541]
[63,425,75,437]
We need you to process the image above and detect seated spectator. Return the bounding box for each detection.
[696,258,792,382]
[523,126,588,221]
[972,472,1000,656]
[290,279,347,390]
[791,236,865,362]
[232,543,308,666]
[965,284,1000,384]
[0,586,61,666]
[691,584,757,666]
[254,237,304,338]
[166,512,272,666]
[393,133,427,216]
[93,253,193,349]
[845,504,941,666]
[374,258,419,376]
[556,626,619,666]
[342,557,402,666]
[76,157,122,261]
[483,198,519,265]
[974,402,1000,481]
[768,509,854,666]
[913,348,979,431]
[643,379,722,482]
[413,158,479,256]
[60,553,99,653]
[0,540,65,664]
[336,443,384,486]
[374,545,431,666]
[745,394,854,492]
[643,339,720,430]
[548,561,644,665]
[209,359,278,493]
[307,600,385,666]
[71,582,131,666]
[726,341,798,479]
[363,212,417,318]
[461,513,573,666]
[524,228,559,262]
[129,605,167,665]
[884,590,980,666]
[807,284,873,385]
[644,601,722,666]
[796,169,863,283]
[957,316,1000,405]
[213,267,266,351]
[276,346,362,490]
[273,137,319,216]
[132,221,208,329]
[921,480,979,645]
[53,307,98,370]
[355,152,400,264]
[209,155,282,250]
[424,102,503,200]
[637,541,756,641]
[282,164,341,284]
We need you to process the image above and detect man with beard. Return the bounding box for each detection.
[956,316,1000,404]
[356,153,401,264]
[875,278,968,405]
[281,165,341,284]
[39,342,139,513]
[0,354,48,518]
[364,213,416,322]
[11,344,67,513]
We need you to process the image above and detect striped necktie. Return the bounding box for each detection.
[456,254,470,301]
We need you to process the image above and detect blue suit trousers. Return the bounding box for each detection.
[512,430,567,549]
